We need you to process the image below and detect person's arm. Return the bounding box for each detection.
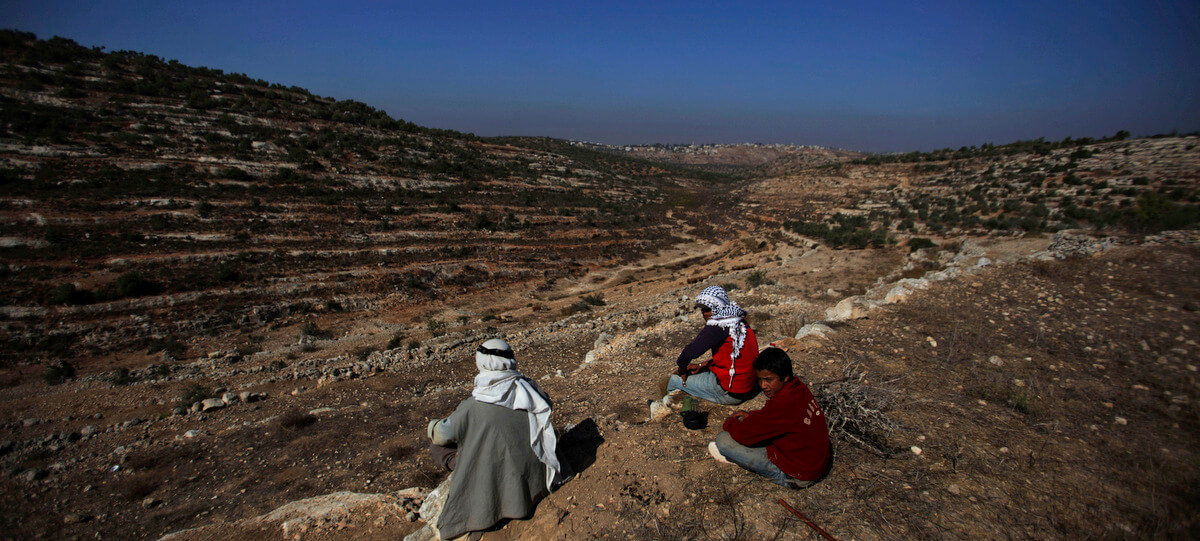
[675,325,727,370]
[427,417,454,446]
[429,399,471,445]
[721,399,793,447]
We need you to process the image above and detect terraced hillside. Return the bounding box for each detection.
[0,31,728,371]
[0,31,1197,541]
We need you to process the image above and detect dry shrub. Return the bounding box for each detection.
[277,409,317,432]
[812,362,900,457]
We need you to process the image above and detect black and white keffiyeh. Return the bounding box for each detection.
[694,285,749,363]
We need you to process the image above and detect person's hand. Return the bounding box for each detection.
[686,362,707,374]
[730,410,750,422]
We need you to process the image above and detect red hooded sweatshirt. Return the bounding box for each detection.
[722,378,831,481]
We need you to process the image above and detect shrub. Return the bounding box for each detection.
[907,237,937,252]
[116,271,160,297]
[581,294,606,306]
[46,283,95,305]
[299,321,331,340]
[43,360,75,385]
[386,335,403,350]
[277,409,317,432]
[269,360,288,371]
[177,383,212,405]
[147,336,185,358]
[109,367,135,386]
[745,269,773,288]
[426,319,446,337]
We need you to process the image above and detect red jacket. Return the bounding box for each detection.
[676,324,759,394]
[710,327,758,394]
[722,378,831,481]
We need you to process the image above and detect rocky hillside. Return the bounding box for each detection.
[0,31,1197,540]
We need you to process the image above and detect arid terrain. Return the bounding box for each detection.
[1,32,1198,540]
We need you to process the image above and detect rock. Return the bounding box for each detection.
[910,446,923,456]
[883,284,912,304]
[19,468,47,483]
[21,418,39,427]
[63,513,87,524]
[200,398,226,412]
[976,257,992,267]
[988,356,1003,366]
[80,425,99,438]
[593,333,613,349]
[824,296,873,321]
[172,407,187,416]
[947,484,961,495]
[184,430,201,438]
[221,392,239,405]
[142,497,163,509]
[795,323,834,340]
[584,351,597,364]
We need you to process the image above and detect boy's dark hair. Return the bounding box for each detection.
[753,347,793,380]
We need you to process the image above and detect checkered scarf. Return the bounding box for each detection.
[694,286,748,363]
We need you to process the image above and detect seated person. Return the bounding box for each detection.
[710,347,832,489]
[652,285,759,418]
[427,338,560,539]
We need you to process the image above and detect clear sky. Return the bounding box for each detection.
[3,1,1198,152]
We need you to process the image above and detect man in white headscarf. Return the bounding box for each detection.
[651,285,760,419]
[426,338,559,539]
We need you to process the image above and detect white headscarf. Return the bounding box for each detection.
[694,285,749,364]
[471,338,560,490]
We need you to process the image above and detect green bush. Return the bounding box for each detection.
[907,237,937,252]
[746,269,773,288]
[581,294,606,306]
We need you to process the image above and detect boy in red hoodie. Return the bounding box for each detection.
[712,347,832,488]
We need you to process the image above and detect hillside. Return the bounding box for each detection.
[0,32,1198,540]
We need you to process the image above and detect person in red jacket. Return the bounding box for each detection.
[651,286,760,419]
[710,347,832,488]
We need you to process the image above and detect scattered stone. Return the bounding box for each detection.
[988,356,1003,366]
[21,418,39,427]
[795,323,834,340]
[80,425,99,438]
[142,497,163,509]
[18,468,46,482]
[184,430,201,438]
[200,398,226,412]
[947,484,961,495]
[63,513,87,524]
[910,446,922,456]
[1114,417,1128,425]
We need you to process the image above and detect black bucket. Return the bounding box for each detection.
[680,410,707,430]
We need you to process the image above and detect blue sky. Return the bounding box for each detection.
[4,1,1198,152]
